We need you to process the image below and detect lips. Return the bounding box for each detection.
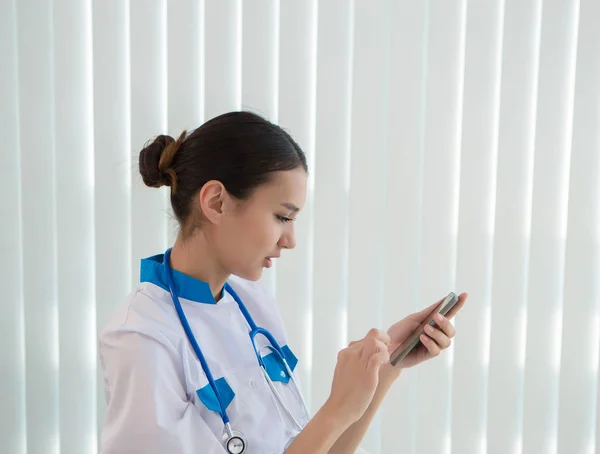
[263,255,280,269]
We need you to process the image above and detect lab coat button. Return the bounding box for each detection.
[248,379,255,389]
[280,371,286,378]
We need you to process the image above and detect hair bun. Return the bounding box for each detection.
[139,133,184,191]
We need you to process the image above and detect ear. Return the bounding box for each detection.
[198,180,229,224]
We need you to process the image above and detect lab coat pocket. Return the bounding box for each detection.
[195,377,235,415]
[262,345,298,384]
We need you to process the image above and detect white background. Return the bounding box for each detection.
[1,1,600,453]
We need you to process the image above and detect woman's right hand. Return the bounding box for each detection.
[283,329,391,453]
[325,328,391,425]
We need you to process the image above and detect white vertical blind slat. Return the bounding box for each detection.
[277,0,318,411]
[347,1,391,452]
[241,0,279,295]
[311,0,354,414]
[53,0,96,452]
[0,0,26,453]
[241,0,278,120]
[16,0,60,452]
[166,0,204,243]
[130,0,169,284]
[414,1,467,453]
[486,1,542,453]
[380,1,429,453]
[166,0,203,133]
[557,0,600,452]
[451,1,505,453]
[346,0,390,347]
[92,0,132,440]
[204,0,241,120]
[522,1,580,452]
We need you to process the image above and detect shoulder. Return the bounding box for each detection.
[99,283,183,352]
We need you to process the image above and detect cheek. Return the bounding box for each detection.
[225,214,278,257]
[244,216,279,248]
[219,218,278,278]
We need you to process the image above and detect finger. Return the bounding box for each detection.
[360,337,388,361]
[346,340,363,355]
[338,339,363,362]
[365,328,391,345]
[420,334,441,357]
[414,298,446,321]
[367,349,390,373]
[432,312,456,338]
[423,324,452,349]
[444,292,468,320]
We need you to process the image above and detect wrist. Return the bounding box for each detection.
[285,401,353,453]
[378,364,402,390]
[321,397,359,432]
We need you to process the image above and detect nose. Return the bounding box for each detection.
[278,223,296,250]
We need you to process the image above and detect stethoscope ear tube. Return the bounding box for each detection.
[164,249,232,424]
[163,247,308,453]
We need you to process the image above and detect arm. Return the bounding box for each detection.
[100,330,224,454]
[285,329,392,454]
[327,367,401,454]
[283,400,354,454]
[327,294,467,454]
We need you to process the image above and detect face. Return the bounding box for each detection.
[211,168,307,281]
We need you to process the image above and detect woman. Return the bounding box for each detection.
[99,111,466,454]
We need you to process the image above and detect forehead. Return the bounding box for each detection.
[251,169,307,208]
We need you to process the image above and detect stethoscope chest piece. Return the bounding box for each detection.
[222,428,246,454]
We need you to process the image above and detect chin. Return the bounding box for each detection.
[233,267,263,282]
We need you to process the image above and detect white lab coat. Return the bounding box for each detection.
[100,253,370,454]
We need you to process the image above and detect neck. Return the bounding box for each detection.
[169,233,229,302]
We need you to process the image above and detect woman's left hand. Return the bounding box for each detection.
[379,293,468,382]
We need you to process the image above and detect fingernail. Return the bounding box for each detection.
[425,324,434,334]
[435,313,444,323]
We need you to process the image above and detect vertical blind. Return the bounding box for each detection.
[1,1,599,453]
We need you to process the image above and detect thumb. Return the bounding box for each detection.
[414,299,444,321]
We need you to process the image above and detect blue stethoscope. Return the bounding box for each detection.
[163,248,308,454]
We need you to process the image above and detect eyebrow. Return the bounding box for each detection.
[281,202,300,213]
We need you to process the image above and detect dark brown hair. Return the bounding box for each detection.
[139,111,308,234]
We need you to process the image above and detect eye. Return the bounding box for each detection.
[276,214,294,223]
